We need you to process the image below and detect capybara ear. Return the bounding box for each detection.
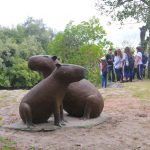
[56,63,61,68]
[52,56,57,61]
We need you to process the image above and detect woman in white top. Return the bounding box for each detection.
[114,49,123,81]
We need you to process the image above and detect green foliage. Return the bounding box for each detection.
[0,17,53,88]
[48,17,112,85]
[96,0,149,23]
[0,16,113,88]
[23,17,55,50]
[124,80,150,101]
[18,36,46,60]
[7,57,42,88]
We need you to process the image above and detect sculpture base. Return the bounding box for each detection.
[3,113,111,132]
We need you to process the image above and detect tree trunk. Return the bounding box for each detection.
[148,30,150,79]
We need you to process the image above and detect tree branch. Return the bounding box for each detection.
[117,0,148,6]
[140,0,148,5]
[117,0,133,6]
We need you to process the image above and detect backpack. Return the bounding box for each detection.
[142,53,148,64]
[128,55,134,68]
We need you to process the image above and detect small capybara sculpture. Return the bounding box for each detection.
[28,55,104,119]
[19,63,85,127]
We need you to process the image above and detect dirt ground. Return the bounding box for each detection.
[0,81,150,150]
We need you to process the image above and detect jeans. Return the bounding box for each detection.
[115,68,122,81]
[129,67,134,81]
[123,65,130,81]
[137,64,143,80]
[101,74,107,88]
[107,65,115,82]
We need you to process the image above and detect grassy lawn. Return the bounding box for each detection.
[0,136,16,150]
[124,79,150,101]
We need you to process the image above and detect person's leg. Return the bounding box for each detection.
[112,67,115,82]
[133,68,136,79]
[104,74,107,88]
[137,65,142,80]
[126,67,130,81]
[105,74,107,87]
[143,65,145,78]
[101,75,103,87]
[107,66,111,82]
[140,64,143,79]
[101,75,104,88]
[129,68,133,82]
[134,67,138,79]
[120,68,123,82]
[124,66,128,81]
[115,68,119,81]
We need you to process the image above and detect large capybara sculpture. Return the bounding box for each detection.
[19,63,85,127]
[28,55,104,119]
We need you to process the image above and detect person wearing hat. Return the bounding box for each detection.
[98,57,107,88]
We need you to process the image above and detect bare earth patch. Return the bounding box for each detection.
[0,81,150,150]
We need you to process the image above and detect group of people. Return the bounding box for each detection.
[99,46,148,88]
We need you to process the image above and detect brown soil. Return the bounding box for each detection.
[0,83,150,150]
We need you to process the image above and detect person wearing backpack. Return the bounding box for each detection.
[141,47,148,78]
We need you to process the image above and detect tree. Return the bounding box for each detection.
[0,17,51,88]
[96,0,150,78]
[48,17,112,85]
[23,17,55,50]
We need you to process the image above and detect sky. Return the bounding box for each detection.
[0,0,144,47]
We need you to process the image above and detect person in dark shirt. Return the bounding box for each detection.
[106,48,115,82]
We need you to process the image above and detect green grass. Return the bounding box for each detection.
[124,79,150,101]
[0,136,16,150]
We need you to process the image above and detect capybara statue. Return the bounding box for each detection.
[28,55,104,119]
[19,63,85,127]
[28,55,60,78]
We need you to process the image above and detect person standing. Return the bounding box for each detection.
[122,47,130,82]
[114,49,123,82]
[135,46,143,80]
[106,48,115,82]
[99,57,107,88]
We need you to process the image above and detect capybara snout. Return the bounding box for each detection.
[55,64,85,83]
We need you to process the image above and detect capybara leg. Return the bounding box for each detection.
[83,103,91,119]
[54,102,61,127]
[19,103,33,127]
[83,96,95,119]
[60,104,67,125]
[54,112,61,127]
